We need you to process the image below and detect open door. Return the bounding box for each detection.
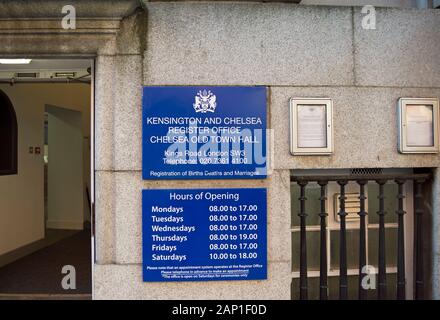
[45,105,83,230]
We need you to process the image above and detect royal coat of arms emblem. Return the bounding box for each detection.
[193,90,217,113]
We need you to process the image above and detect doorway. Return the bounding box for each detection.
[0,59,93,299]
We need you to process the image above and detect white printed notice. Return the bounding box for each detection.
[406,104,434,147]
[297,104,327,148]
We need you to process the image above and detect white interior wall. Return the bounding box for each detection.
[0,83,91,256]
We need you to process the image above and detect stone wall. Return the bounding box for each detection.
[93,3,440,299]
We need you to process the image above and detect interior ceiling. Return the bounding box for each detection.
[0,59,91,72]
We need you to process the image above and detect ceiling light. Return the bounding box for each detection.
[54,72,76,78]
[0,59,32,64]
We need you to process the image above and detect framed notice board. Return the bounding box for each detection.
[142,188,267,282]
[142,86,267,179]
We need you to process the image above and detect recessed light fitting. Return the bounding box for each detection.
[0,59,32,64]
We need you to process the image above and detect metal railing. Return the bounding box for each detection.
[290,172,431,300]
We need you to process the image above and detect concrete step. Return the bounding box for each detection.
[0,293,92,300]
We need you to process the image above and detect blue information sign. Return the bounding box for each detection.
[142,188,267,282]
[142,86,267,179]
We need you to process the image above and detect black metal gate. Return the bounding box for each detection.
[290,172,431,300]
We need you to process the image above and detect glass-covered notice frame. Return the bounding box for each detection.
[289,98,333,155]
[398,98,439,154]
